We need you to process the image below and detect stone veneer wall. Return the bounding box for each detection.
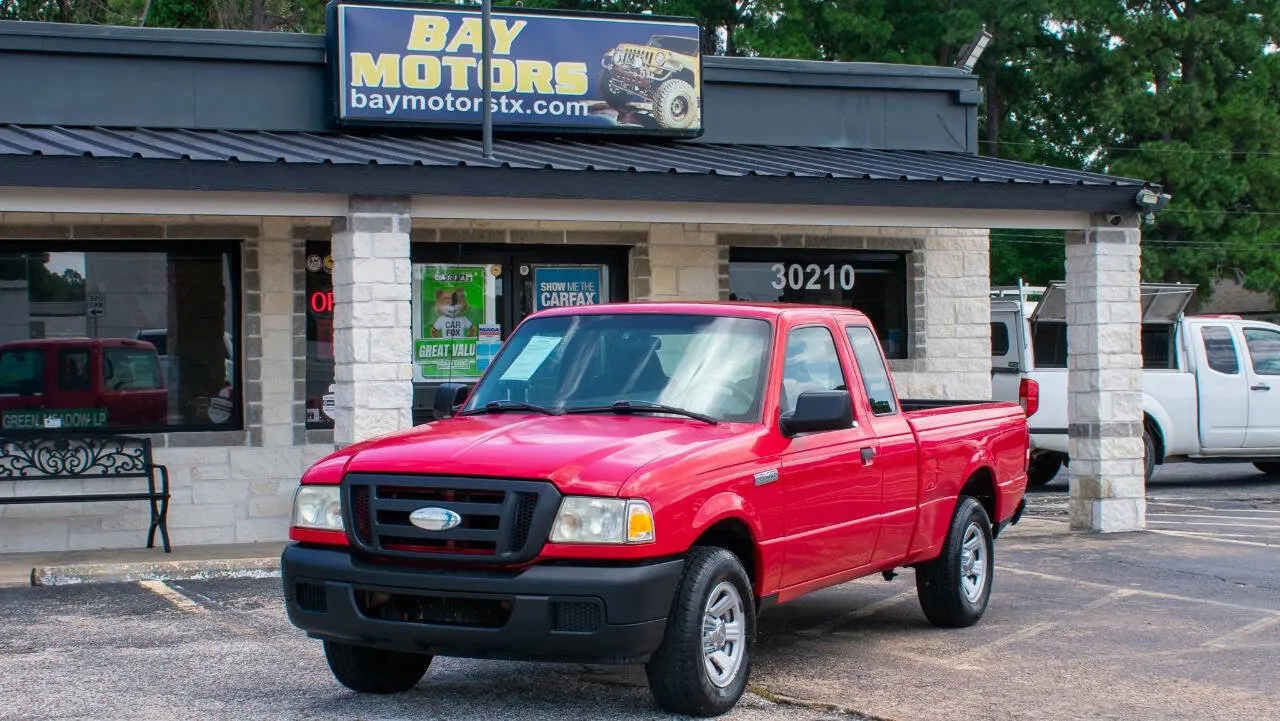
[0,214,335,553]
[0,213,992,552]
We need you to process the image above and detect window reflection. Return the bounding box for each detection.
[0,247,239,432]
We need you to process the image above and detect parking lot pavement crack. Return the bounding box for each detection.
[747,685,884,720]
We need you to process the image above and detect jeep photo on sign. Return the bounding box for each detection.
[328,1,703,135]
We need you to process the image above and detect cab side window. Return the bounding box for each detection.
[1200,326,1239,375]
[846,326,898,415]
[780,326,847,417]
[58,349,91,392]
[1243,328,1280,376]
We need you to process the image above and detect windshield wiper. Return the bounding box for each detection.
[459,400,562,416]
[566,400,718,425]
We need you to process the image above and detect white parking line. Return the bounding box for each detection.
[1154,513,1280,522]
[1148,529,1280,548]
[1201,615,1280,650]
[138,579,207,614]
[1148,520,1280,530]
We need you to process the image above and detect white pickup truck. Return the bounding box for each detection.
[991,281,1280,486]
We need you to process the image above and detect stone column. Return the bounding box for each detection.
[331,197,414,447]
[645,224,718,300]
[1065,219,1145,532]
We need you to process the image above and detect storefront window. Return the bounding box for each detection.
[411,263,502,383]
[0,245,240,432]
[728,249,909,358]
[304,242,336,429]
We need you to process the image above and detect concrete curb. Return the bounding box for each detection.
[30,558,282,586]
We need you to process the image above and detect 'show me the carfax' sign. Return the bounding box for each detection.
[328,2,703,136]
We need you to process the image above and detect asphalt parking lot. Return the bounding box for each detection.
[1,462,1277,721]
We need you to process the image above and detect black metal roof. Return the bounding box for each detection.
[0,125,1156,213]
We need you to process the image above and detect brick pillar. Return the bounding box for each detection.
[645,224,718,300]
[917,229,992,400]
[257,222,297,448]
[1065,221,1145,532]
[331,197,414,447]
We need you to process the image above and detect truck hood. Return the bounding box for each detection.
[341,414,746,497]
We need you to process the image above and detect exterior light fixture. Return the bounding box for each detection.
[955,28,993,73]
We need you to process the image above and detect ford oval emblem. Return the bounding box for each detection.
[409,507,462,532]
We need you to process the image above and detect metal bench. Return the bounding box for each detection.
[0,433,171,552]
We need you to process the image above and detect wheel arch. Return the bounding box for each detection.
[958,467,998,532]
[1144,411,1166,465]
[690,509,760,596]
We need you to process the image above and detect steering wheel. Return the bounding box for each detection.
[713,381,755,410]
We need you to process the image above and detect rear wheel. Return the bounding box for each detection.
[915,497,994,628]
[1253,462,1280,477]
[1025,455,1062,488]
[323,640,431,694]
[645,547,754,717]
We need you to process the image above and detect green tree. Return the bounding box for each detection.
[1044,1,1280,305]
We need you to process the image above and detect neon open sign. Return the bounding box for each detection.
[310,290,336,314]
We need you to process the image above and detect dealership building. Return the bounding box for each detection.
[0,5,1161,554]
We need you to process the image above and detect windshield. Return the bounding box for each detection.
[649,35,700,55]
[464,314,772,423]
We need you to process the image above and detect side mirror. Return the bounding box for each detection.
[780,390,854,437]
[433,383,471,419]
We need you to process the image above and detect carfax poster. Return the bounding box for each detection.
[331,2,703,134]
[533,267,602,312]
[412,264,499,381]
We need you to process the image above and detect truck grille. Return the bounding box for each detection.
[615,48,658,67]
[343,474,561,564]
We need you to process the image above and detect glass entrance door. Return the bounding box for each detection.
[409,244,628,423]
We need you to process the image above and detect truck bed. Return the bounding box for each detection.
[899,398,996,412]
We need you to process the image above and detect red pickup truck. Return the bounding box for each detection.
[282,302,1029,717]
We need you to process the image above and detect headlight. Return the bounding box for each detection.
[654,51,669,66]
[550,497,655,544]
[291,485,343,532]
[613,50,625,64]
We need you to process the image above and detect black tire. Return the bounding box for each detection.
[598,69,631,109]
[651,79,698,129]
[645,547,755,717]
[1253,462,1280,477]
[1025,454,1062,488]
[323,640,432,694]
[1143,427,1157,483]
[915,497,994,628]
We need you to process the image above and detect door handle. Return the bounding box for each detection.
[1252,384,1271,392]
[860,447,876,466]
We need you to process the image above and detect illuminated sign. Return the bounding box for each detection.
[327,1,703,136]
[310,290,336,314]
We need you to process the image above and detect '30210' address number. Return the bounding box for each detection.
[769,263,856,291]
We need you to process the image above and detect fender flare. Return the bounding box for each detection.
[689,491,764,541]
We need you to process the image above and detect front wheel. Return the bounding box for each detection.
[651,79,698,129]
[598,68,631,109]
[915,496,994,628]
[323,640,432,694]
[645,547,755,717]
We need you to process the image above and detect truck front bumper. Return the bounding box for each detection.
[281,544,684,664]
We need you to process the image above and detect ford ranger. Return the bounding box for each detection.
[282,302,1030,717]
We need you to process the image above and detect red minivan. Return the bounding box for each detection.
[0,338,167,431]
